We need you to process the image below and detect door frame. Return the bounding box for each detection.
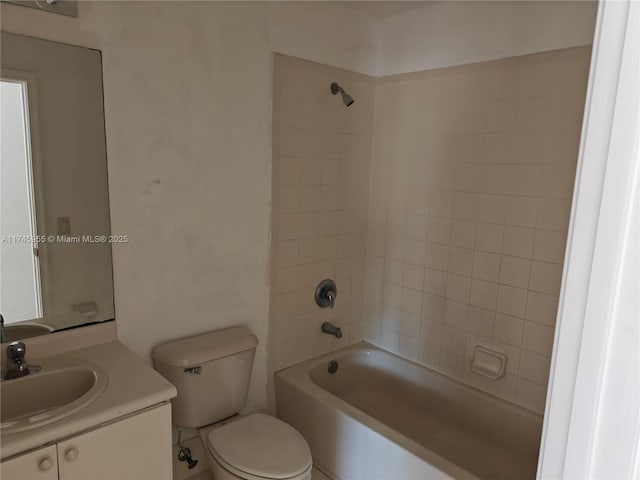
[538,0,640,477]
[1,69,51,319]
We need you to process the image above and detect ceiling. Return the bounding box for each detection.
[336,1,440,19]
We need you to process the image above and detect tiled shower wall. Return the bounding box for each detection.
[363,47,590,413]
[270,55,374,372]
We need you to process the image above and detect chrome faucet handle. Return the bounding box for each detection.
[327,292,335,308]
[0,314,5,343]
[315,279,337,309]
[7,341,26,364]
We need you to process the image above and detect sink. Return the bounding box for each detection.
[1,361,107,434]
[3,323,54,342]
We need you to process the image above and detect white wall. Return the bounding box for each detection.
[376,1,597,75]
[268,2,378,76]
[0,0,377,413]
[0,0,597,413]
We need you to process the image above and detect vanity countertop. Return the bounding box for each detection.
[1,340,177,460]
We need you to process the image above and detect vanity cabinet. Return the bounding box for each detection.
[0,445,58,480]
[2,404,172,480]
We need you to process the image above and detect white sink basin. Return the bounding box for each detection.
[1,361,107,434]
[3,323,54,342]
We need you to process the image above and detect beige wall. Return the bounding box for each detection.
[270,55,374,382]
[364,47,591,414]
[1,1,594,417]
[0,1,378,413]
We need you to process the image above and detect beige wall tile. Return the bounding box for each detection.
[482,164,511,194]
[503,226,535,258]
[354,48,588,414]
[497,284,528,318]
[470,279,499,310]
[478,194,508,224]
[444,300,469,329]
[516,377,547,414]
[487,102,518,133]
[279,186,300,214]
[403,263,425,291]
[499,255,531,289]
[425,243,449,271]
[494,313,524,346]
[446,273,472,303]
[508,165,542,196]
[453,192,480,221]
[424,268,447,296]
[522,321,555,355]
[529,261,563,294]
[476,224,505,253]
[467,306,495,337]
[505,196,538,228]
[422,293,446,321]
[429,190,454,217]
[450,220,477,249]
[519,350,551,385]
[540,165,575,198]
[537,198,571,231]
[402,287,423,315]
[533,229,566,263]
[473,251,501,282]
[443,326,467,356]
[427,216,452,244]
[449,247,475,276]
[484,133,515,165]
[525,291,559,326]
[407,214,429,240]
[272,57,374,378]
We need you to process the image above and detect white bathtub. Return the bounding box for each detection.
[275,342,542,480]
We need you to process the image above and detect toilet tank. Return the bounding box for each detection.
[152,326,258,428]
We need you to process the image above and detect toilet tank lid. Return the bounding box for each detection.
[151,326,258,367]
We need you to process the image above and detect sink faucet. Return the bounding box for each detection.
[3,341,39,380]
[1,314,5,343]
[321,321,342,339]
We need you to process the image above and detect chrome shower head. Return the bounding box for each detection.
[331,82,355,107]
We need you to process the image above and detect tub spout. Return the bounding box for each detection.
[321,321,342,339]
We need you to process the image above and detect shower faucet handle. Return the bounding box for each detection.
[327,291,335,308]
[315,279,337,309]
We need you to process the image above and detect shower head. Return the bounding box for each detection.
[331,82,355,107]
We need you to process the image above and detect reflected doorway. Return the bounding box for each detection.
[0,78,43,323]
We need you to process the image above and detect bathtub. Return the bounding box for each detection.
[275,342,542,480]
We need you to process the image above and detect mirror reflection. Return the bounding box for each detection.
[1,32,115,342]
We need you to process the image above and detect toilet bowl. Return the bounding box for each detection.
[201,414,312,480]
[152,326,312,480]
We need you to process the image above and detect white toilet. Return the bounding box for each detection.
[152,326,312,480]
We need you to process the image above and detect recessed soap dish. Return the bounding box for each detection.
[471,346,507,379]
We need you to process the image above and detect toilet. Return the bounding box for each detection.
[152,326,312,480]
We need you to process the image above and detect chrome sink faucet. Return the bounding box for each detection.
[321,321,343,339]
[1,314,6,343]
[2,341,40,380]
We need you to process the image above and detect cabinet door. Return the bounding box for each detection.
[1,445,58,480]
[57,403,172,480]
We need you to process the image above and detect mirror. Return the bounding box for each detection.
[1,32,115,342]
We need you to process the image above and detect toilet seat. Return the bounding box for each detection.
[206,413,312,480]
